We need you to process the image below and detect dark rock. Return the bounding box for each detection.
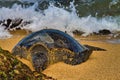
[98,29,111,35]
[0,18,31,31]
[73,30,85,35]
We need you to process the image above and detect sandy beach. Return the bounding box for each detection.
[0,30,120,80]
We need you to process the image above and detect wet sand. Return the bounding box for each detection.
[0,30,120,80]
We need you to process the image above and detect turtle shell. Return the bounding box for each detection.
[13,29,87,53]
[12,29,90,72]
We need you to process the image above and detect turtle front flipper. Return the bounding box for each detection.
[50,48,74,64]
[29,43,49,72]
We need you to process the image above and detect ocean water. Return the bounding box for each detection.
[0,0,120,39]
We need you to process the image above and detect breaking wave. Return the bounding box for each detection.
[0,0,120,39]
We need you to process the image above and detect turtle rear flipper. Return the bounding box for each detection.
[50,48,74,64]
[84,45,106,51]
[64,49,93,65]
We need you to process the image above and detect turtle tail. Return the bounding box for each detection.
[84,45,106,51]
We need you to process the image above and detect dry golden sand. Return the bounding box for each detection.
[0,30,120,80]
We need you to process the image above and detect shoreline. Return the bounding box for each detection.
[0,30,120,80]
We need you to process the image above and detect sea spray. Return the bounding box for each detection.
[0,25,12,39]
[0,0,120,39]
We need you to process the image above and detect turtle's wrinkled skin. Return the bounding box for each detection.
[0,47,55,80]
[12,29,105,72]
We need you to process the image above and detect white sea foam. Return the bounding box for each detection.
[0,1,120,39]
[0,25,12,39]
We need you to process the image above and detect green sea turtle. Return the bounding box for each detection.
[12,29,106,72]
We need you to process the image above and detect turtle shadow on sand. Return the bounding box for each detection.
[12,29,106,73]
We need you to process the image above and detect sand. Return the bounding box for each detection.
[0,30,120,80]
